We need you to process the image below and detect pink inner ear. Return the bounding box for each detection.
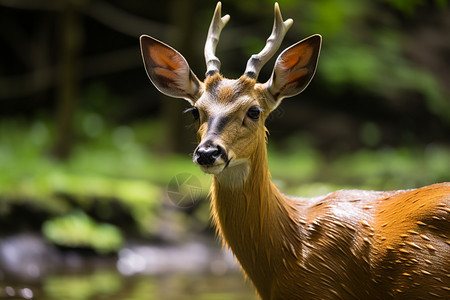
[288,68,308,83]
[149,44,182,71]
[282,45,314,69]
[154,67,177,80]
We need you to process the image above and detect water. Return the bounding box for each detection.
[0,235,258,299]
[0,233,258,299]
[0,268,257,299]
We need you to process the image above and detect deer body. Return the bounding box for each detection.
[206,79,450,298]
[212,147,450,299]
[140,2,449,299]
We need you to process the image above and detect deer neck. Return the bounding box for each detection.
[210,133,302,296]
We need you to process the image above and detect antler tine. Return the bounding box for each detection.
[244,3,293,79]
[204,2,230,77]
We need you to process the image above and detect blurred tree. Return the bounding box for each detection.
[159,0,199,154]
[51,0,85,159]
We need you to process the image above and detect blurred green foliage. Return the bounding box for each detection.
[0,115,209,252]
[42,211,123,254]
[0,119,166,235]
[269,135,450,196]
[295,0,450,124]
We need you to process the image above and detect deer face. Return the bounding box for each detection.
[140,2,321,178]
[190,75,268,175]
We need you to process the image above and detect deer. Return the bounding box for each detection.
[140,2,450,299]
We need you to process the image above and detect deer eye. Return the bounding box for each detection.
[247,107,262,120]
[184,107,200,121]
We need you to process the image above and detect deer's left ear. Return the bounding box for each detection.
[264,34,321,110]
[140,35,202,104]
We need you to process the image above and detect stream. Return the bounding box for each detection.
[0,234,257,299]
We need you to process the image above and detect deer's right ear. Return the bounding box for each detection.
[140,35,202,104]
[264,34,321,111]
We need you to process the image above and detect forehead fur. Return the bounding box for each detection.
[203,74,257,104]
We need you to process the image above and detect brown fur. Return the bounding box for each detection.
[196,76,449,299]
[209,126,450,299]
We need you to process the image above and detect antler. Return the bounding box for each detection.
[204,2,230,77]
[244,3,293,79]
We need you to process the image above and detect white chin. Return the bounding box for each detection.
[199,164,226,175]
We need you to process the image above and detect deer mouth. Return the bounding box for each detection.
[199,164,225,175]
[197,157,232,175]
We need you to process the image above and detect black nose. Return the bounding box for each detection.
[194,144,224,166]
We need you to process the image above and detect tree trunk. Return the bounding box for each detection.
[51,2,83,159]
[160,0,199,154]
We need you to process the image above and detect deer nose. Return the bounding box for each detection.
[194,144,224,166]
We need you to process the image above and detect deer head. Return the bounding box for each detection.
[140,2,321,185]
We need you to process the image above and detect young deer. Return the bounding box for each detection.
[140,2,450,299]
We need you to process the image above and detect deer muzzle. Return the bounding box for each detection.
[193,140,229,174]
